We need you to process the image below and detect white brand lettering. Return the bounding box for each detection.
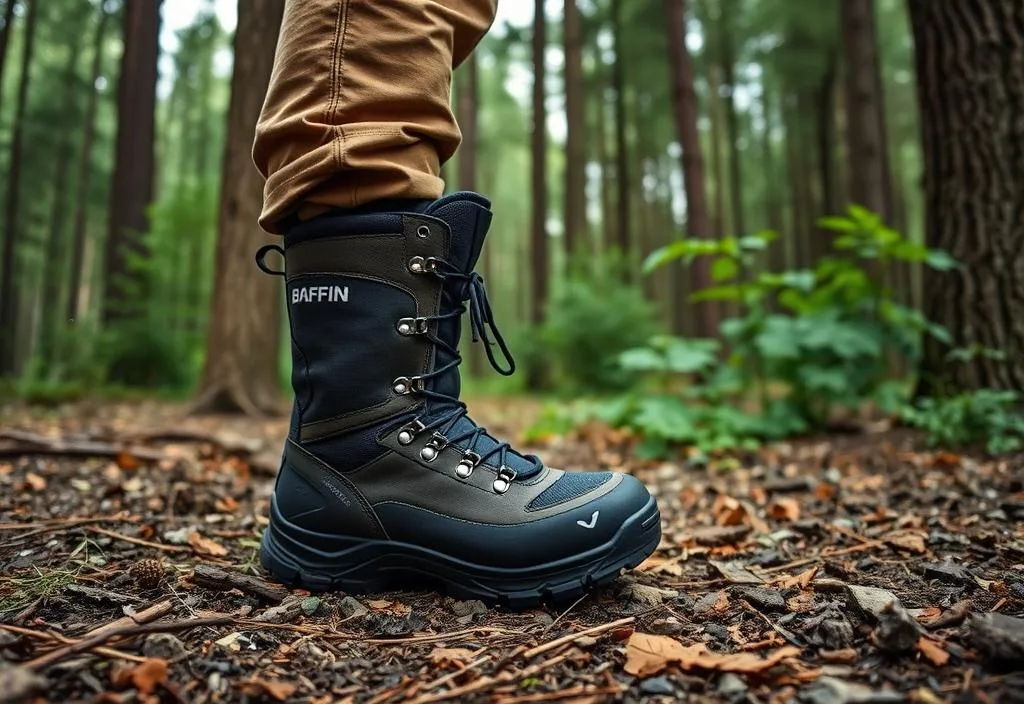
[291,285,349,304]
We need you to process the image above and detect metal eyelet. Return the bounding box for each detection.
[492,466,516,494]
[455,451,481,479]
[392,376,424,395]
[420,432,448,462]
[397,419,425,446]
[408,256,438,274]
[416,224,430,239]
[396,317,429,336]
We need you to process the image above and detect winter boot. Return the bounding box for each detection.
[256,192,660,607]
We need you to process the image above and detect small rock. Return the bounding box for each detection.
[718,673,748,696]
[964,613,1024,668]
[300,596,321,616]
[737,587,786,613]
[705,623,731,643]
[800,676,906,704]
[710,560,764,585]
[691,525,752,547]
[639,675,675,695]
[922,560,972,586]
[693,591,726,616]
[338,596,369,619]
[621,581,679,607]
[163,527,191,545]
[450,599,488,618]
[141,633,188,660]
[816,618,855,650]
[873,602,921,654]
[1011,582,1024,600]
[0,664,47,703]
[254,597,302,624]
[574,635,598,649]
[846,585,901,624]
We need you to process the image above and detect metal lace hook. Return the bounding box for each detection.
[255,244,286,277]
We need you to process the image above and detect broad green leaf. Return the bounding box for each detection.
[925,250,959,270]
[711,256,739,282]
[689,284,743,302]
[619,347,666,373]
[818,216,857,232]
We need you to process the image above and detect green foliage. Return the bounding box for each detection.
[537,261,660,393]
[593,206,959,454]
[902,390,1024,456]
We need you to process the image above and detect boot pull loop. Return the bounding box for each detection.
[255,244,286,277]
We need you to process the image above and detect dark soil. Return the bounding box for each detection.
[1,399,1022,703]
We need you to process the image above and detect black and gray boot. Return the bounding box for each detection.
[257,192,660,608]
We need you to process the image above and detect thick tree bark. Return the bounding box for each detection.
[707,65,727,239]
[457,53,478,193]
[191,0,285,415]
[0,0,17,114]
[665,0,716,337]
[719,0,745,237]
[909,0,1024,393]
[611,0,631,260]
[0,0,39,377]
[563,0,586,260]
[815,56,840,223]
[529,0,549,329]
[39,16,87,369]
[525,0,550,390]
[102,0,162,326]
[841,0,893,222]
[67,5,113,324]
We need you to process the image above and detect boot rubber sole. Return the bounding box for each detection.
[259,495,661,609]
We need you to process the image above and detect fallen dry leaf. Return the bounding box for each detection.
[623,632,801,677]
[767,498,801,522]
[24,472,46,491]
[885,530,928,554]
[238,678,298,702]
[187,530,229,557]
[430,647,475,666]
[111,658,168,695]
[115,450,143,471]
[917,637,950,667]
[776,566,819,590]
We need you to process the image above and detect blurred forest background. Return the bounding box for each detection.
[0,0,1022,455]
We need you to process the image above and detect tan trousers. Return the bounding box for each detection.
[253,0,497,234]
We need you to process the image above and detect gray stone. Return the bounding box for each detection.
[737,587,786,613]
[965,613,1024,668]
[800,677,906,704]
[717,673,748,696]
[639,676,675,695]
[300,596,321,616]
[873,602,921,654]
[338,596,369,619]
[141,633,188,660]
[693,591,726,616]
[450,599,488,618]
[923,560,972,586]
[0,664,47,704]
[846,585,900,624]
[710,560,764,585]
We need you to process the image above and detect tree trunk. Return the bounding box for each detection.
[67,4,113,324]
[910,0,1024,393]
[0,0,17,115]
[102,0,162,326]
[192,0,285,415]
[815,57,840,223]
[563,0,586,261]
[0,0,39,377]
[39,16,87,370]
[456,52,484,378]
[611,0,631,261]
[665,0,716,338]
[841,0,893,222]
[719,0,745,237]
[526,0,550,390]
[707,65,727,239]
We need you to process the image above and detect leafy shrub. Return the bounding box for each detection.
[537,265,659,393]
[587,205,959,454]
[901,389,1024,455]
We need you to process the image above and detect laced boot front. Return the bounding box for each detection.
[258,192,660,608]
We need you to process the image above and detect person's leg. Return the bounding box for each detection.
[255,1,660,607]
[253,0,495,234]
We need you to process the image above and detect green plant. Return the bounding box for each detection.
[536,262,659,393]
[590,206,959,454]
[902,389,1024,455]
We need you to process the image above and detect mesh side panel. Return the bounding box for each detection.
[527,472,612,510]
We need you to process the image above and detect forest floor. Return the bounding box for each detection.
[0,398,1022,704]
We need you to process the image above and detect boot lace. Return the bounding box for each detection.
[394,256,542,486]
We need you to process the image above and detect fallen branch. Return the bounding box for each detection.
[0,430,168,462]
[521,616,634,660]
[83,600,174,640]
[87,527,191,554]
[191,563,289,604]
[407,654,569,704]
[24,615,233,670]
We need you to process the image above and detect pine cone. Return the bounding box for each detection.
[129,558,164,590]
